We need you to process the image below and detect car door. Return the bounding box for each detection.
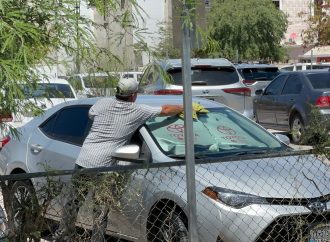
[27,105,92,183]
[254,75,287,126]
[275,74,303,129]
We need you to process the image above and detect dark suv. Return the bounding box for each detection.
[235,63,281,96]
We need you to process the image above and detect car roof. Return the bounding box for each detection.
[279,69,330,75]
[157,58,234,69]
[235,63,278,69]
[47,95,224,110]
[38,78,71,85]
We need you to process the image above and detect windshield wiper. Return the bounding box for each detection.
[167,153,207,159]
[217,149,271,157]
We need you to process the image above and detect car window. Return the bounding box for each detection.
[168,67,239,86]
[140,65,157,86]
[281,66,294,71]
[239,67,280,81]
[296,65,302,71]
[281,74,302,95]
[146,107,284,157]
[122,74,134,78]
[307,72,330,89]
[264,75,286,95]
[312,64,330,70]
[23,83,75,98]
[40,106,92,146]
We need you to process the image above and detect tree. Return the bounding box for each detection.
[154,22,181,59]
[299,0,330,46]
[0,0,142,135]
[206,0,288,62]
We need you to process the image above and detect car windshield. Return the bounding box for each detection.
[239,67,280,81]
[23,83,75,98]
[307,72,330,89]
[83,75,119,88]
[146,107,286,158]
[167,67,239,86]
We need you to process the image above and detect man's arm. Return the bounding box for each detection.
[159,105,184,116]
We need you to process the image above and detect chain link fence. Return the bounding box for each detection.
[0,150,329,242]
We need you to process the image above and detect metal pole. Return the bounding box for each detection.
[182,2,199,242]
[311,49,314,68]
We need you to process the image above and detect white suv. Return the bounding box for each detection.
[139,58,253,119]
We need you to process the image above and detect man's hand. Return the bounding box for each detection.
[160,105,184,116]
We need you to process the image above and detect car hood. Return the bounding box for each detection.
[195,154,330,198]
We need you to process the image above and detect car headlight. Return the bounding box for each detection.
[202,186,268,209]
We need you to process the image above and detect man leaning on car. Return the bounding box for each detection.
[54,78,183,242]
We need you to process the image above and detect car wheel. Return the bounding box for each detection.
[290,114,304,144]
[9,180,40,242]
[148,207,188,242]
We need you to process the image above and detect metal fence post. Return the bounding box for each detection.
[182,2,199,241]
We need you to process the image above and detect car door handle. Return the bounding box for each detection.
[31,144,43,154]
[290,98,295,102]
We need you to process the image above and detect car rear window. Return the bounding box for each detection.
[167,66,239,86]
[239,67,280,81]
[23,83,75,98]
[307,72,330,89]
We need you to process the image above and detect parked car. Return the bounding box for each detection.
[235,63,281,95]
[253,70,330,144]
[139,58,253,119]
[280,63,330,72]
[67,72,120,98]
[0,96,329,242]
[0,78,77,144]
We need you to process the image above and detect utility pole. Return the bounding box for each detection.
[182,1,199,241]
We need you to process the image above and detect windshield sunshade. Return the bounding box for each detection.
[146,107,285,158]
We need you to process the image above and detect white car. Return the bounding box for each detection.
[0,96,329,242]
[67,72,120,98]
[139,58,254,119]
[0,78,77,143]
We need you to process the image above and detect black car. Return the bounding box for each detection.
[253,70,330,144]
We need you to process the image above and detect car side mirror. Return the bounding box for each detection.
[274,133,290,145]
[112,144,140,161]
[255,89,263,95]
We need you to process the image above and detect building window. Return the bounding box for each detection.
[272,0,280,9]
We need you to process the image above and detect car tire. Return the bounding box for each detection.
[290,114,304,144]
[9,180,41,242]
[147,207,188,242]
